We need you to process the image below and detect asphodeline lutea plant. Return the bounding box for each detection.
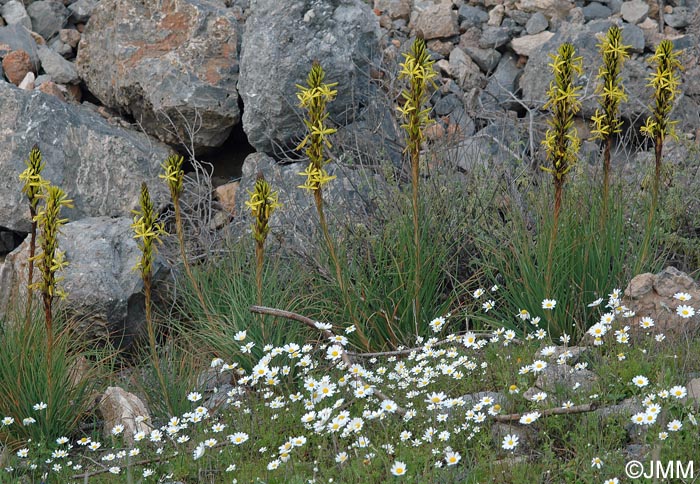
[18,144,49,329]
[542,42,583,226]
[246,172,281,315]
[590,25,630,208]
[160,154,211,320]
[131,182,172,415]
[397,37,437,329]
[296,61,338,195]
[640,39,682,203]
[296,61,371,349]
[637,40,682,272]
[30,183,72,403]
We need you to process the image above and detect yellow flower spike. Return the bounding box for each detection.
[19,145,49,213]
[642,40,682,144]
[247,172,281,245]
[159,154,185,200]
[131,182,166,277]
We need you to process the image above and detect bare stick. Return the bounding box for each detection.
[492,402,598,423]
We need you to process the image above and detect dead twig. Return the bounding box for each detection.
[492,402,598,423]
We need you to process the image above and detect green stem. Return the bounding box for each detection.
[144,271,172,416]
[24,217,37,332]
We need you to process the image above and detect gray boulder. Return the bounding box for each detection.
[0,81,172,234]
[37,44,78,83]
[68,0,99,23]
[0,217,168,349]
[27,0,69,41]
[232,153,382,253]
[76,0,240,153]
[238,0,381,155]
[0,0,32,30]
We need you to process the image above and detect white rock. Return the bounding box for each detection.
[510,31,555,57]
[18,71,35,90]
[99,386,152,444]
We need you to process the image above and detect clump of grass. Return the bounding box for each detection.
[397,37,437,326]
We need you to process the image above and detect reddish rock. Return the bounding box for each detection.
[214,181,239,216]
[2,49,34,85]
[38,81,66,101]
[624,267,700,342]
[64,83,82,102]
[59,28,81,48]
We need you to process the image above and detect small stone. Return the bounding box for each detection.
[0,0,32,31]
[458,4,488,26]
[487,4,505,26]
[424,122,445,141]
[434,93,463,116]
[426,39,454,56]
[99,387,152,445]
[448,47,485,91]
[37,80,66,101]
[37,44,79,84]
[620,0,649,24]
[68,0,99,24]
[525,12,548,35]
[664,6,689,28]
[27,0,69,41]
[59,28,81,49]
[18,71,35,90]
[410,1,458,39]
[583,2,612,20]
[463,45,501,72]
[1,49,34,86]
[510,31,554,57]
[373,0,411,20]
[621,22,645,53]
[479,26,511,49]
[214,181,239,216]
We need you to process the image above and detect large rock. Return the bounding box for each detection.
[624,267,700,341]
[238,0,381,155]
[0,81,172,234]
[0,0,32,30]
[0,217,168,348]
[37,44,79,83]
[26,0,69,41]
[409,0,458,40]
[99,387,152,444]
[76,0,240,153]
[2,49,34,85]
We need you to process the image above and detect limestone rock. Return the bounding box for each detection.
[27,0,69,41]
[76,0,241,153]
[67,0,99,23]
[238,0,381,154]
[99,387,152,445]
[510,30,554,57]
[1,48,34,85]
[214,181,239,216]
[620,0,649,24]
[18,70,34,89]
[515,0,574,19]
[525,12,548,34]
[0,217,169,348]
[0,0,32,30]
[448,47,485,91]
[37,44,78,83]
[374,0,410,20]
[409,0,458,39]
[0,81,172,234]
[624,267,700,341]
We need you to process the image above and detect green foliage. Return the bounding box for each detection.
[169,242,313,373]
[0,311,107,446]
[473,175,659,341]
